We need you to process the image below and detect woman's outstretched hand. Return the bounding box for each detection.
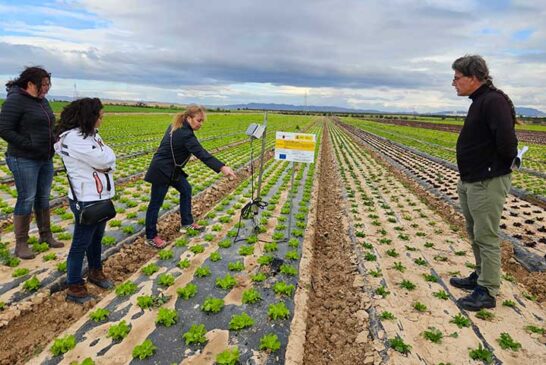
[220,165,236,179]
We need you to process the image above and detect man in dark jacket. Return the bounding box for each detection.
[0,66,63,259]
[144,105,236,248]
[449,55,518,311]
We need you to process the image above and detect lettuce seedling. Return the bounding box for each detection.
[229,312,254,331]
[183,324,207,345]
[258,255,273,266]
[51,334,76,356]
[285,250,299,260]
[422,327,443,344]
[157,273,175,287]
[177,259,190,269]
[56,261,67,273]
[141,263,159,276]
[218,239,232,248]
[450,314,470,328]
[23,276,41,292]
[216,274,237,290]
[156,308,178,327]
[107,320,130,341]
[115,281,138,296]
[158,249,174,260]
[497,332,521,351]
[388,336,411,354]
[210,252,222,262]
[89,308,110,322]
[216,346,239,365]
[177,283,198,300]
[280,264,298,276]
[137,295,154,309]
[238,245,254,256]
[259,333,281,352]
[132,339,157,359]
[228,261,244,272]
[469,344,493,363]
[201,297,224,313]
[195,266,212,277]
[272,281,295,297]
[242,288,262,304]
[268,302,290,320]
[413,302,427,312]
[12,268,29,278]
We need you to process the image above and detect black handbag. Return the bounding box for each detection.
[77,199,116,225]
[62,161,116,225]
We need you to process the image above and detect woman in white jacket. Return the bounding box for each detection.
[55,98,116,304]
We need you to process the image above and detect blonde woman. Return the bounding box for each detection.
[144,105,236,248]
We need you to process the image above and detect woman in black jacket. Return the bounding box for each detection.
[0,66,63,259]
[144,105,236,248]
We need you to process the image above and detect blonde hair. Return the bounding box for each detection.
[172,104,206,131]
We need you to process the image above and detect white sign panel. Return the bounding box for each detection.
[274,132,316,163]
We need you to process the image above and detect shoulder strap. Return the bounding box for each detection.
[59,134,80,204]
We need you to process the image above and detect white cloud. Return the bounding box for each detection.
[0,0,545,111]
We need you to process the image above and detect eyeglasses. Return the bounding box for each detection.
[452,75,467,82]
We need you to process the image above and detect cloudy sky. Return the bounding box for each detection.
[0,0,545,112]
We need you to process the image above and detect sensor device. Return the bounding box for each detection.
[245,123,265,139]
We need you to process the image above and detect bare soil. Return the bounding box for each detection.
[302,124,376,364]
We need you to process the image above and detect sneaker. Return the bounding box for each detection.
[450,271,478,291]
[180,223,205,234]
[146,236,167,249]
[457,285,496,311]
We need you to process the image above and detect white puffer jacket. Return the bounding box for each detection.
[55,128,116,201]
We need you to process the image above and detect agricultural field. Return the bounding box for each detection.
[0,113,544,365]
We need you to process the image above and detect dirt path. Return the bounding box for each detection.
[302,123,376,364]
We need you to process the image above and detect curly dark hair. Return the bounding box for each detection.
[56,98,103,139]
[5,66,51,94]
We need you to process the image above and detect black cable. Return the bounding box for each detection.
[232,136,270,244]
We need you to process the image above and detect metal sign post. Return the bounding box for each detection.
[274,131,316,242]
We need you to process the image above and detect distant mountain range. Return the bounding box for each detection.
[432,107,546,117]
[221,103,546,117]
[220,102,384,114]
[2,94,544,117]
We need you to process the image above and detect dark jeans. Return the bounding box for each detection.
[5,155,54,215]
[145,176,193,239]
[67,199,106,285]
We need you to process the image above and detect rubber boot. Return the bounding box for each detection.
[88,268,114,289]
[66,283,95,304]
[35,208,64,248]
[14,214,35,259]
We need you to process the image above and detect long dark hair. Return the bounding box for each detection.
[452,55,517,125]
[6,66,51,94]
[56,98,103,139]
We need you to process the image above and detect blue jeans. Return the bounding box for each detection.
[145,176,193,239]
[67,199,106,285]
[5,155,54,215]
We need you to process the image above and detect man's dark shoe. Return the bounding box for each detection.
[449,271,478,290]
[66,283,95,304]
[88,268,114,289]
[457,285,496,311]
